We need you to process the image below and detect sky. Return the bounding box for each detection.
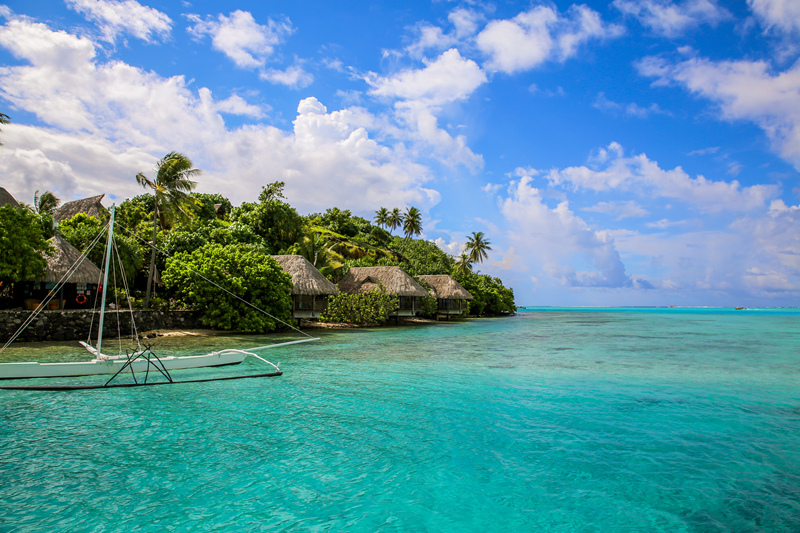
[1,0,799,307]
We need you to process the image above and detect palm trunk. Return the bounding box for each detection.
[144,198,158,309]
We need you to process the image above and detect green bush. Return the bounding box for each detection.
[321,286,399,325]
[163,243,293,332]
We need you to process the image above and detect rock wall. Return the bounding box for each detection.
[0,309,205,343]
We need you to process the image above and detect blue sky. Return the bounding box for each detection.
[1,0,799,307]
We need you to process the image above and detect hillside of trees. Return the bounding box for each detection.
[2,170,515,330]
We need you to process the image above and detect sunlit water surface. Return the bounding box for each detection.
[1,308,799,532]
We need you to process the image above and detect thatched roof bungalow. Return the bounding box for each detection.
[419,274,473,318]
[14,235,103,310]
[272,255,338,319]
[337,266,428,316]
[0,187,19,208]
[43,235,103,284]
[54,194,106,223]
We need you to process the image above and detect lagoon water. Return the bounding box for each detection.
[1,308,799,532]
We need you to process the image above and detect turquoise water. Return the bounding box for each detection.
[1,308,799,532]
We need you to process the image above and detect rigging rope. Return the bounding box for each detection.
[116,222,314,339]
[0,224,109,356]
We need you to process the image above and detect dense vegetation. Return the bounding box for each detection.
[2,172,516,329]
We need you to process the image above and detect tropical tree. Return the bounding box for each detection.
[0,205,53,281]
[58,213,143,283]
[163,243,293,332]
[464,231,492,265]
[135,151,201,308]
[0,113,9,146]
[32,190,60,215]
[374,207,389,230]
[387,208,402,234]
[454,253,473,275]
[402,206,422,240]
[229,182,304,253]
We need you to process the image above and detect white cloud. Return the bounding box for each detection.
[66,0,171,44]
[368,48,486,106]
[498,175,632,288]
[367,48,486,170]
[583,200,650,220]
[0,19,441,216]
[260,64,313,88]
[748,0,800,35]
[186,10,292,69]
[593,92,671,118]
[212,92,266,118]
[476,4,622,74]
[639,55,800,169]
[433,237,462,257]
[546,142,779,213]
[613,0,731,38]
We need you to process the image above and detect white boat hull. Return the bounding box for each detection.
[0,351,246,380]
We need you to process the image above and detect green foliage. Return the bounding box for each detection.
[416,279,438,318]
[163,243,293,332]
[321,285,399,325]
[455,271,516,316]
[136,151,201,229]
[156,219,264,271]
[190,192,232,222]
[464,231,492,265]
[0,205,52,281]
[391,237,455,276]
[33,190,60,215]
[58,213,143,282]
[117,194,153,235]
[230,182,303,253]
[402,206,422,239]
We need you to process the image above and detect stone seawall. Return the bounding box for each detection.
[1,310,205,343]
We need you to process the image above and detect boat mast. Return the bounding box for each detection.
[96,204,116,355]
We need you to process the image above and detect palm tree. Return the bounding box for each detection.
[402,207,422,240]
[0,113,9,146]
[455,253,474,275]
[299,232,331,269]
[464,231,492,265]
[32,190,60,215]
[374,207,389,230]
[387,208,402,234]
[136,152,201,308]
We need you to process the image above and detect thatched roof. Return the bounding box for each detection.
[272,255,338,296]
[419,275,473,300]
[338,266,428,297]
[0,187,19,208]
[42,235,103,283]
[54,194,106,223]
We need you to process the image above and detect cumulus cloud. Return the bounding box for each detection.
[476,4,622,74]
[492,146,800,301]
[638,55,800,169]
[613,0,731,38]
[0,19,440,215]
[66,0,171,44]
[212,92,266,118]
[369,48,486,106]
[260,64,313,88]
[367,48,486,170]
[186,10,292,69]
[748,0,800,35]
[498,174,632,288]
[546,142,778,213]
